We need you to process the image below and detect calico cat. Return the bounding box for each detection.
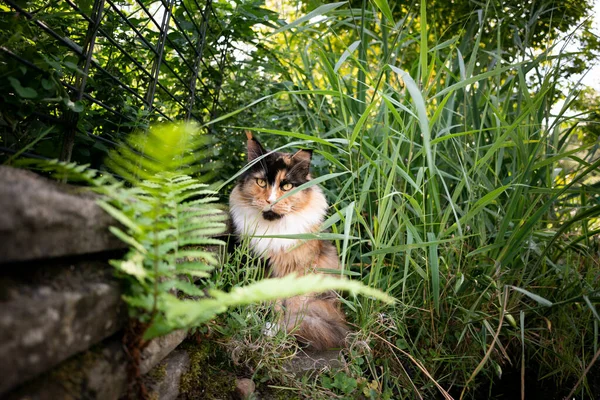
[229,132,348,350]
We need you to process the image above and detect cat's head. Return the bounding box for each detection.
[235,132,314,221]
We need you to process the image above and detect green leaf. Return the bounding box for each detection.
[583,296,600,322]
[334,40,361,73]
[108,226,147,254]
[41,78,54,90]
[157,274,395,334]
[427,232,440,314]
[271,2,346,35]
[340,201,355,271]
[63,98,84,112]
[98,201,143,235]
[177,261,216,272]
[371,0,394,22]
[166,280,205,296]
[8,77,38,99]
[80,0,93,15]
[110,253,147,282]
[389,66,434,178]
[509,286,553,307]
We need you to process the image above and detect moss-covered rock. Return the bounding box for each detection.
[146,361,167,382]
[47,344,106,397]
[179,340,237,399]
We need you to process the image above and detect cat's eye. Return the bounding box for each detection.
[281,182,293,191]
[256,178,267,188]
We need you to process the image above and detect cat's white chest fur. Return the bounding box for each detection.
[230,187,328,256]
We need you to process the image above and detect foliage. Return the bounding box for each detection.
[571,86,600,145]
[0,0,280,174]
[19,122,393,341]
[307,0,600,84]
[206,0,600,398]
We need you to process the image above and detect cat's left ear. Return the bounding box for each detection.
[291,149,312,164]
[246,130,266,161]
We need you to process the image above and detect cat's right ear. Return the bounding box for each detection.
[245,131,266,161]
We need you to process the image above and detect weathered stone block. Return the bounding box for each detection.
[5,330,188,400]
[0,261,126,395]
[0,166,126,263]
[143,349,191,400]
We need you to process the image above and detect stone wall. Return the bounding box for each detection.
[0,166,189,399]
[0,166,342,400]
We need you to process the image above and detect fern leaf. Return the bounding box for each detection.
[160,280,206,297]
[178,249,222,263]
[172,183,209,194]
[178,237,226,247]
[176,269,211,278]
[177,260,218,271]
[210,274,396,306]
[170,175,194,183]
[98,201,143,234]
[175,192,220,204]
[179,220,227,232]
[150,274,395,335]
[108,226,147,254]
[110,253,147,282]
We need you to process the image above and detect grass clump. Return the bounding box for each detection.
[209,0,600,398]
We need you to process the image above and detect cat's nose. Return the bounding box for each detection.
[265,199,272,204]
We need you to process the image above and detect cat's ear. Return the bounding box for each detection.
[245,131,266,161]
[291,149,312,164]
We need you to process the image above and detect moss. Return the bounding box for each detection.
[48,345,104,396]
[144,360,168,400]
[146,362,167,381]
[179,340,237,399]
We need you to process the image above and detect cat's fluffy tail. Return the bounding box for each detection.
[279,293,348,351]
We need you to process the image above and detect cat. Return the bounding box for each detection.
[229,132,348,350]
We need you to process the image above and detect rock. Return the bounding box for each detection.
[283,349,345,376]
[4,330,188,400]
[235,378,256,399]
[144,349,191,400]
[0,166,126,264]
[0,261,126,395]
[140,330,188,373]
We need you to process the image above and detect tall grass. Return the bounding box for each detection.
[216,1,600,398]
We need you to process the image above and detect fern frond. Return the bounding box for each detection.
[170,175,194,183]
[14,158,117,188]
[178,210,229,222]
[98,201,143,234]
[159,280,206,297]
[178,249,224,261]
[176,261,216,273]
[108,226,147,254]
[176,269,212,278]
[146,274,396,337]
[180,223,227,235]
[172,183,210,194]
